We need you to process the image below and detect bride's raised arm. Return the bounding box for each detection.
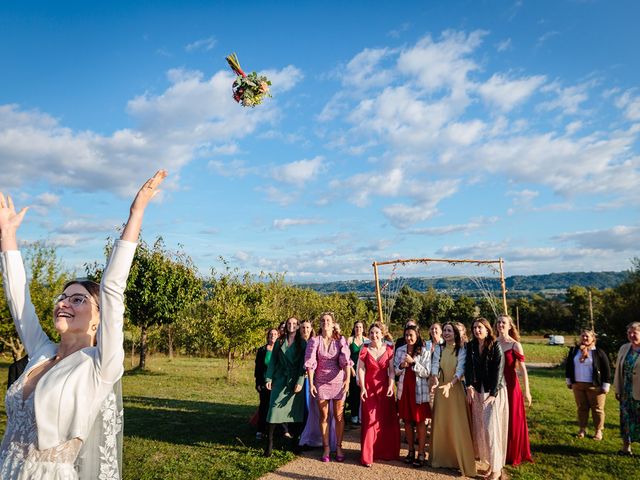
[0,192,50,356]
[97,169,167,381]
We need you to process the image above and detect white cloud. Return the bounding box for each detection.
[539,81,591,115]
[185,37,216,52]
[272,156,324,184]
[234,250,250,262]
[37,192,60,206]
[536,31,559,47]
[261,65,304,93]
[54,219,117,234]
[496,38,512,52]
[408,216,498,236]
[272,218,324,230]
[333,168,404,207]
[257,185,298,206]
[208,159,256,177]
[615,90,640,121]
[554,225,640,251]
[397,30,485,94]
[478,73,546,112]
[507,189,539,206]
[381,179,460,228]
[0,62,300,195]
[342,48,395,90]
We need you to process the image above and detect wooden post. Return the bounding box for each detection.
[499,257,508,315]
[516,305,520,331]
[588,289,594,331]
[373,262,384,323]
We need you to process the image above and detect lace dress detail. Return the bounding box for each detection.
[0,374,81,479]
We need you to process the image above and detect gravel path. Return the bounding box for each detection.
[260,425,471,479]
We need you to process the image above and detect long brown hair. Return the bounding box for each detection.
[473,317,496,352]
[442,322,463,355]
[403,324,423,356]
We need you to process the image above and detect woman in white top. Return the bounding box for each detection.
[0,170,166,480]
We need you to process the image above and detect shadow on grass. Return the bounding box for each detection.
[535,442,611,456]
[123,395,261,448]
[124,368,166,377]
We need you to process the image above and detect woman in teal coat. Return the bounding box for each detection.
[264,316,307,456]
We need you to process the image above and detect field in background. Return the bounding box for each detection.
[0,354,636,480]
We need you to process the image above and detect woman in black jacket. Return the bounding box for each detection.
[254,328,280,439]
[565,329,611,440]
[465,317,508,480]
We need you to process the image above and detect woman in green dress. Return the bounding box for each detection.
[614,321,640,455]
[347,321,366,424]
[264,316,307,456]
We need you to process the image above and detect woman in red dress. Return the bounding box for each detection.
[394,324,433,467]
[496,314,533,466]
[358,321,400,467]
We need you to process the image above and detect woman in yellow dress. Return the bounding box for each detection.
[429,322,476,477]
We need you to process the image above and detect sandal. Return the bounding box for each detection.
[576,429,586,439]
[404,450,415,464]
[413,453,425,468]
[593,430,603,441]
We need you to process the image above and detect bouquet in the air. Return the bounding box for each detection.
[225,53,272,107]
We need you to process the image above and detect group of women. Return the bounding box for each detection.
[254,313,534,478]
[565,323,640,456]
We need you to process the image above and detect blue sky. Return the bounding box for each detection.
[1,0,638,282]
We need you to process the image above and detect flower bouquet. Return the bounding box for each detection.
[225,53,272,107]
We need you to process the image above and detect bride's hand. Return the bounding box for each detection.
[121,170,168,243]
[130,170,167,214]
[0,193,29,251]
[0,193,28,233]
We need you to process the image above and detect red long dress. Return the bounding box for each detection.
[504,347,533,465]
[359,345,400,466]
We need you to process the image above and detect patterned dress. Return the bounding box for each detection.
[304,336,351,400]
[620,348,640,442]
[0,370,121,480]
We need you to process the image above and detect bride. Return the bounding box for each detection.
[0,170,166,479]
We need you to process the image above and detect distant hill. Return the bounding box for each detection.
[295,271,629,297]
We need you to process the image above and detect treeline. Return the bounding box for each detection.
[297,271,629,296]
[0,239,637,378]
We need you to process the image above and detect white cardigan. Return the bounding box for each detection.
[1,240,135,450]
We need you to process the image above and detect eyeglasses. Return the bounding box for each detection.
[53,293,98,308]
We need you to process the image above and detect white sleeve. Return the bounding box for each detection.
[455,345,466,380]
[394,345,406,376]
[1,250,51,356]
[413,348,432,378]
[96,240,137,383]
[431,344,441,376]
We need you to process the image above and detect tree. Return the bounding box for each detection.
[87,237,203,369]
[196,264,271,381]
[0,242,70,359]
[390,285,423,326]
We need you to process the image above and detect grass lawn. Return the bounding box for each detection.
[0,355,637,479]
[509,366,638,480]
[521,342,569,364]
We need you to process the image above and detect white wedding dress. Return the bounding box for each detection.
[0,372,122,480]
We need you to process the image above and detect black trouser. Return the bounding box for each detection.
[347,377,360,418]
[257,386,271,434]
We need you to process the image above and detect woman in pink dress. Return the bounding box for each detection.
[496,314,533,466]
[304,312,351,462]
[358,321,400,467]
